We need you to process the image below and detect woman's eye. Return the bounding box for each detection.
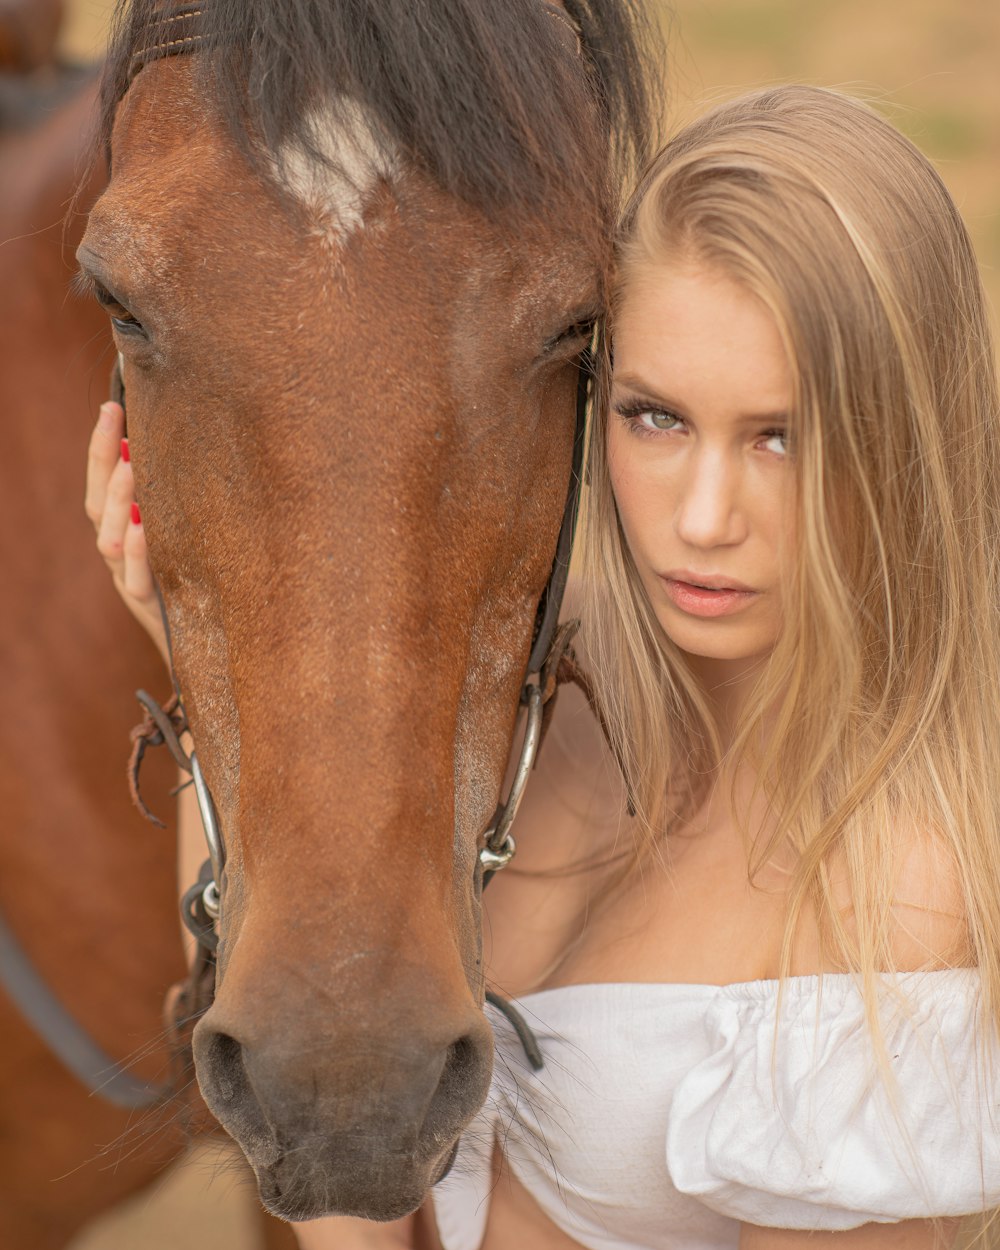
[642,410,682,432]
[617,405,684,436]
[760,430,788,456]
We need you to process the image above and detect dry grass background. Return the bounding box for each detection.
[51,1,997,1247]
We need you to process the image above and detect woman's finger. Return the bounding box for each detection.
[95,451,135,572]
[85,402,125,528]
[121,504,156,604]
[86,405,172,665]
[122,504,171,663]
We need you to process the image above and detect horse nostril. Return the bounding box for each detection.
[443,1033,478,1086]
[194,1025,287,1167]
[422,1031,488,1145]
[197,1028,254,1111]
[212,1032,243,1101]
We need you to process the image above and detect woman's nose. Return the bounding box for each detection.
[673,450,746,549]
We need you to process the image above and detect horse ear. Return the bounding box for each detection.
[543,2,583,58]
[110,351,127,430]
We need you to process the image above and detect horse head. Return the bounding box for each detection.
[77,0,653,1221]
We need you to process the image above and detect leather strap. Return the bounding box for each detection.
[527,347,591,675]
[126,4,210,88]
[0,908,166,1108]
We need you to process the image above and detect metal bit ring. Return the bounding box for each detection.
[479,681,544,874]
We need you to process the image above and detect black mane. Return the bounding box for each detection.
[99,0,659,224]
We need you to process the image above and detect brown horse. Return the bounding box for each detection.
[0,54,198,1250]
[1,0,654,1237]
[0,0,64,73]
[0,13,298,1248]
[83,0,654,1223]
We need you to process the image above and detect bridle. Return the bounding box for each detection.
[117,1,596,977]
[120,341,590,1074]
[120,348,591,908]
[0,0,598,1111]
[121,2,584,88]
[0,0,601,1124]
[121,347,590,950]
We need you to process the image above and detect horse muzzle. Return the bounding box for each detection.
[191,982,493,1220]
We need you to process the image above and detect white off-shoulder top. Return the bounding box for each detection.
[433,971,1000,1250]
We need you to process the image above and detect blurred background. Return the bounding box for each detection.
[6,0,995,1245]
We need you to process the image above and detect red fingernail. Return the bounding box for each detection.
[120,438,130,463]
[130,502,141,525]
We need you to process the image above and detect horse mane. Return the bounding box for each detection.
[97,0,659,225]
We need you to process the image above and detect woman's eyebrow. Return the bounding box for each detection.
[612,375,790,424]
[611,374,683,410]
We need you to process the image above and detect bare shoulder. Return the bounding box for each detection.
[789,826,971,975]
[888,827,970,971]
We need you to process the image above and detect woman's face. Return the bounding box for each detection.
[608,260,795,677]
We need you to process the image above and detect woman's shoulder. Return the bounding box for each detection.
[786,825,971,978]
[888,828,971,969]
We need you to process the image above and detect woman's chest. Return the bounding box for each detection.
[484,810,790,995]
[481,684,793,994]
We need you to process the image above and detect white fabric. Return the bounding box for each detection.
[433,972,1000,1250]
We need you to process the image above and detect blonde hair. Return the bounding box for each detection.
[581,86,1000,1029]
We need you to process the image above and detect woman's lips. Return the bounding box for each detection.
[660,576,759,618]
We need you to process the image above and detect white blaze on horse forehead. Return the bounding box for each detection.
[277,100,397,241]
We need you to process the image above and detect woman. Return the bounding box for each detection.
[86,86,1000,1247]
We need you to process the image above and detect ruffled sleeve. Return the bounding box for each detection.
[666,969,1000,1228]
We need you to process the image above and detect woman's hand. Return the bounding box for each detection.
[85,401,170,665]
[294,1214,417,1249]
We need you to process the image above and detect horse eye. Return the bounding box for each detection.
[93,281,147,338]
[560,317,597,346]
[111,313,146,337]
[543,316,597,360]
